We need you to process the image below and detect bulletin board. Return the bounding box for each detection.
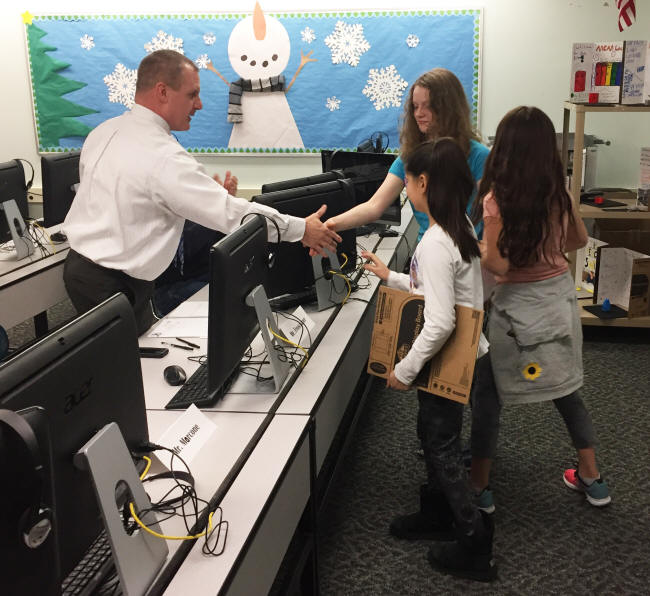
[22,8,481,154]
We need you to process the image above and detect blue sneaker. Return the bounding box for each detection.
[563,468,611,507]
[475,487,495,514]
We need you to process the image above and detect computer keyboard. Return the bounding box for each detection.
[267,287,317,311]
[164,363,221,410]
[61,531,114,596]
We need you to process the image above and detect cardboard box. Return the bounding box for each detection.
[570,43,594,103]
[589,41,624,104]
[367,285,484,404]
[594,246,650,317]
[593,219,650,255]
[621,40,650,105]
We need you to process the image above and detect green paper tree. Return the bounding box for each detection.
[27,24,97,149]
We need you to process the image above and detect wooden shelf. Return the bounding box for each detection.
[563,101,650,114]
[578,297,650,327]
[579,197,650,219]
[561,102,650,327]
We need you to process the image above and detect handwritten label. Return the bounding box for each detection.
[278,306,315,344]
[153,404,217,470]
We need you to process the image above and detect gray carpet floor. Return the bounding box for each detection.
[317,327,650,594]
[6,303,650,594]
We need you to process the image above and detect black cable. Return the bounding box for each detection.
[130,444,229,556]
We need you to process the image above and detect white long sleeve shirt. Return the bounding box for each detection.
[64,104,305,280]
[386,223,488,386]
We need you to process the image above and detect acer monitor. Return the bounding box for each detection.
[0,293,149,591]
[321,150,400,231]
[252,178,356,298]
[41,151,80,228]
[0,160,29,244]
[261,170,344,194]
[207,214,271,398]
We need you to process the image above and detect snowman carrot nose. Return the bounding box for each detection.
[253,1,266,40]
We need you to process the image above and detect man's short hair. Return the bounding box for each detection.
[136,50,198,93]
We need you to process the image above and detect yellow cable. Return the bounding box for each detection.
[267,323,309,363]
[129,502,214,541]
[139,455,152,480]
[328,271,352,304]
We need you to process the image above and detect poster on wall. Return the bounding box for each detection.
[22,5,481,154]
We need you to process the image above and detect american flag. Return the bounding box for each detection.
[617,0,636,31]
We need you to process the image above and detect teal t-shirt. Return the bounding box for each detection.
[389,139,489,241]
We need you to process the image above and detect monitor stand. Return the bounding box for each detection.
[227,284,292,395]
[312,249,348,311]
[74,422,168,596]
[0,199,35,260]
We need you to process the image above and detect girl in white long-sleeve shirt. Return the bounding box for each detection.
[362,138,496,583]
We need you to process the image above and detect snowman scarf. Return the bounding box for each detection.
[227,75,286,123]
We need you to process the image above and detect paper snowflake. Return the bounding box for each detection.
[144,30,184,55]
[195,54,210,69]
[362,65,408,110]
[103,63,137,108]
[324,21,370,67]
[80,34,95,51]
[406,34,420,48]
[301,27,316,44]
[326,96,341,111]
[203,32,216,46]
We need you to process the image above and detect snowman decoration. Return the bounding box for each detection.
[207,2,315,149]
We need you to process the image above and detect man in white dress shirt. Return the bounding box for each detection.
[63,50,340,334]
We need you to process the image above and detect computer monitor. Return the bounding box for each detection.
[207,214,271,399]
[321,150,400,230]
[0,293,149,591]
[0,160,29,244]
[41,151,80,228]
[261,170,344,194]
[253,179,357,298]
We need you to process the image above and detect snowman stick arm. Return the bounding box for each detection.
[285,49,316,93]
[206,61,230,86]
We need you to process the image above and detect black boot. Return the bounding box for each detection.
[389,485,455,541]
[427,511,497,582]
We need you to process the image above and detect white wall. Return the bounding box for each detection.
[1,1,649,191]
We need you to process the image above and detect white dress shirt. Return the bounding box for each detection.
[386,223,488,386]
[64,104,306,280]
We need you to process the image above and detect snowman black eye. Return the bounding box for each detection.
[262,60,268,67]
[240,55,247,61]
[250,60,256,66]
[272,54,278,61]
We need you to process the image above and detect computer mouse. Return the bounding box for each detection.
[163,365,187,386]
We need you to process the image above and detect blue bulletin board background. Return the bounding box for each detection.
[23,9,481,153]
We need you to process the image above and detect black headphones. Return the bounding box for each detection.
[240,212,281,270]
[0,409,53,549]
[14,159,34,191]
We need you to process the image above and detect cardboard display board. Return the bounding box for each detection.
[594,246,650,317]
[367,285,483,404]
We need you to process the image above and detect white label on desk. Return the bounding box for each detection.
[278,306,315,345]
[147,317,208,338]
[153,404,217,470]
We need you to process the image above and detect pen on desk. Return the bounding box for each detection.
[175,337,200,349]
[161,341,194,351]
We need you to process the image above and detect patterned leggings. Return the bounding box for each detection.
[416,390,480,534]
